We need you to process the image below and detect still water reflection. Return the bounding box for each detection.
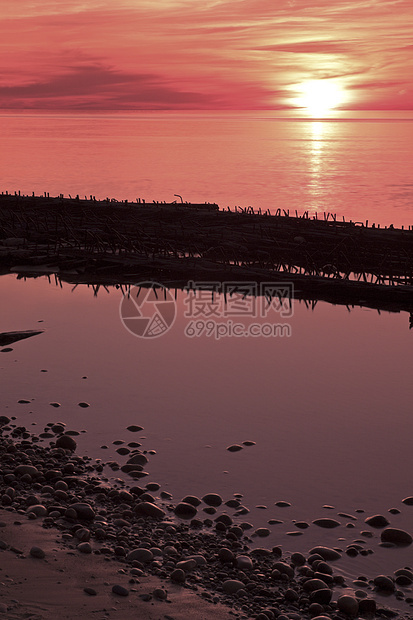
[1,111,413,226]
[1,274,412,516]
[2,273,413,605]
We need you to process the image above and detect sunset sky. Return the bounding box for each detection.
[1,0,412,110]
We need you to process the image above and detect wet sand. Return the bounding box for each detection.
[0,510,234,620]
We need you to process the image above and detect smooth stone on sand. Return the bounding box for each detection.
[51,424,65,433]
[55,435,77,451]
[395,568,413,580]
[126,425,144,432]
[395,575,413,586]
[402,496,413,505]
[291,552,306,566]
[112,585,129,596]
[309,546,342,561]
[134,501,165,519]
[170,569,186,583]
[69,502,95,520]
[14,465,39,477]
[126,453,148,466]
[181,495,201,507]
[202,493,222,507]
[181,556,204,569]
[29,546,45,559]
[381,527,412,545]
[273,562,294,578]
[374,575,395,591]
[236,555,253,570]
[153,588,167,600]
[126,548,154,563]
[120,464,143,474]
[218,548,234,563]
[26,505,48,517]
[75,528,91,542]
[275,501,291,507]
[176,559,197,571]
[312,518,341,528]
[77,402,90,408]
[215,514,232,526]
[309,589,332,605]
[174,502,197,519]
[77,542,92,554]
[337,595,359,616]
[222,580,245,594]
[225,499,240,508]
[303,579,329,593]
[145,482,160,491]
[116,447,130,455]
[365,514,390,528]
[254,527,270,537]
[227,444,243,452]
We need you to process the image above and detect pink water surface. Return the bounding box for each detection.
[1,112,413,609]
[1,110,413,226]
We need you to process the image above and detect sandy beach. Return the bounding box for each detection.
[0,406,413,620]
[0,509,236,620]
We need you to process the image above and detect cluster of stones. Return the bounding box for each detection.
[1,416,413,619]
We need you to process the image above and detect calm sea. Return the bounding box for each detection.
[1,110,413,226]
[1,111,413,604]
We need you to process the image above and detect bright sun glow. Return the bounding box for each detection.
[296,80,345,117]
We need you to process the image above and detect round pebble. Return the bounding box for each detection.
[55,435,77,451]
[364,514,389,528]
[222,579,245,594]
[29,546,45,558]
[337,595,359,616]
[202,493,222,507]
[312,518,341,528]
[174,502,197,519]
[381,527,412,545]
[112,584,129,596]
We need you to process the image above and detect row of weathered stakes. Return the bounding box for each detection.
[1,192,413,313]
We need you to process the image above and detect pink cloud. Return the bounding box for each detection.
[0,0,412,109]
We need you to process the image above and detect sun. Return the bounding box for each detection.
[295,80,345,117]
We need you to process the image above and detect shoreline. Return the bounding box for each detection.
[1,415,412,620]
[1,192,413,305]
